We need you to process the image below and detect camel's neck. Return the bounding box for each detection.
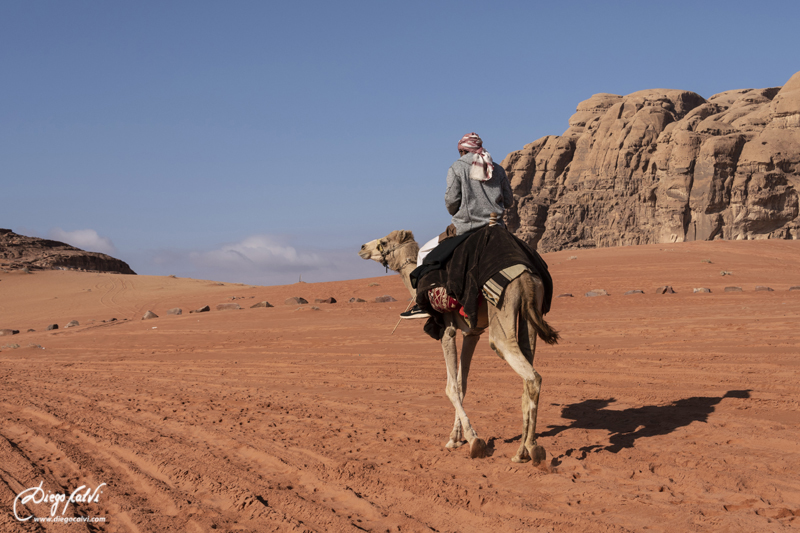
[387,241,419,299]
[398,261,417,299]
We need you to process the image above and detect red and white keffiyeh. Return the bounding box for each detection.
[457,132,493,182]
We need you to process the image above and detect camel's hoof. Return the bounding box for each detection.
[469,438,487,459]
[530,445,546,466]
[446,439,467,450]
[511,454,530,463]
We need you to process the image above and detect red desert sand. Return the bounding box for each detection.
[1,240,799,532]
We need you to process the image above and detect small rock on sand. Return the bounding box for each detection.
[0,329,19,336]
[47,324,58,330]
[216,303,241,311]
[64,320,79,328]
[656,286,676,294]
[368,283,380,287]
[166,308,182,315]
[755,286,774,292]
[315,297,337,304]
[142,311,158,320]
[250,301,274,308]
[724,287,743,292]
[375,295,397,303]
[557,293,573,298]
[349,298,366,303]
[790,286,800,291]
[625,290,644,295]
[285,297,308,305]
[190,305,211,314]
[693,288,711,293]
[585,289,608,297]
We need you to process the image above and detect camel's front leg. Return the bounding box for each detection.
[446,331,480,449]
[442,318,486,458]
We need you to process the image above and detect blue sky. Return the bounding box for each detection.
[2,1,797,285]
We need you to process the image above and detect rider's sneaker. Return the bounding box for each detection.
[400,305,430,319]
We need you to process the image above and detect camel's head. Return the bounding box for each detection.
[358,230,418,270]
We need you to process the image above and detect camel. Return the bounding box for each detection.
[359,229,559,464]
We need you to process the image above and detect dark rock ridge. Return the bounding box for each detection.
[0,229,135,274]
[502,71,800,251]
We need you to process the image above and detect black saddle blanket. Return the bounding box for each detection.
[412,225,553,340]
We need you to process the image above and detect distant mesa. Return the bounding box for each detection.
[503,70,800,252]
[0,228,135,274]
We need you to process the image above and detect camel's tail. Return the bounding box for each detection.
[525,298,560,345]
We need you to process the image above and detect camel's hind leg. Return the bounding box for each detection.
[446,331,480,449]
[489,275,547,465]
[442,316,485,458]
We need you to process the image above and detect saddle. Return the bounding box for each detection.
[411,224,553,340]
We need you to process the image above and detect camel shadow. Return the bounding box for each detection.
[531,390,750,459]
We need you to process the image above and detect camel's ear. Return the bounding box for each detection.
[397,230,414,243]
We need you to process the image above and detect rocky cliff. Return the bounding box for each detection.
[0,229,136,274]
[502,71,800,252]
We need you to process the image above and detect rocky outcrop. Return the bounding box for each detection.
[0,229,136,274]
[503,71,800,251]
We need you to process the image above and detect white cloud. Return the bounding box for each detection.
[49,228,118,256]
[147,234,384,286]
[190,235,323,273]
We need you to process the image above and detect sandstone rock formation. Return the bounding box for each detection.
[503,71,800,251]
[0,229,136,274]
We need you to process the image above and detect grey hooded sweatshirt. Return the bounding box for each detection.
[445,153,514,235]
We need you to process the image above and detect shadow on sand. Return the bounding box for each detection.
[526,390,750,461]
